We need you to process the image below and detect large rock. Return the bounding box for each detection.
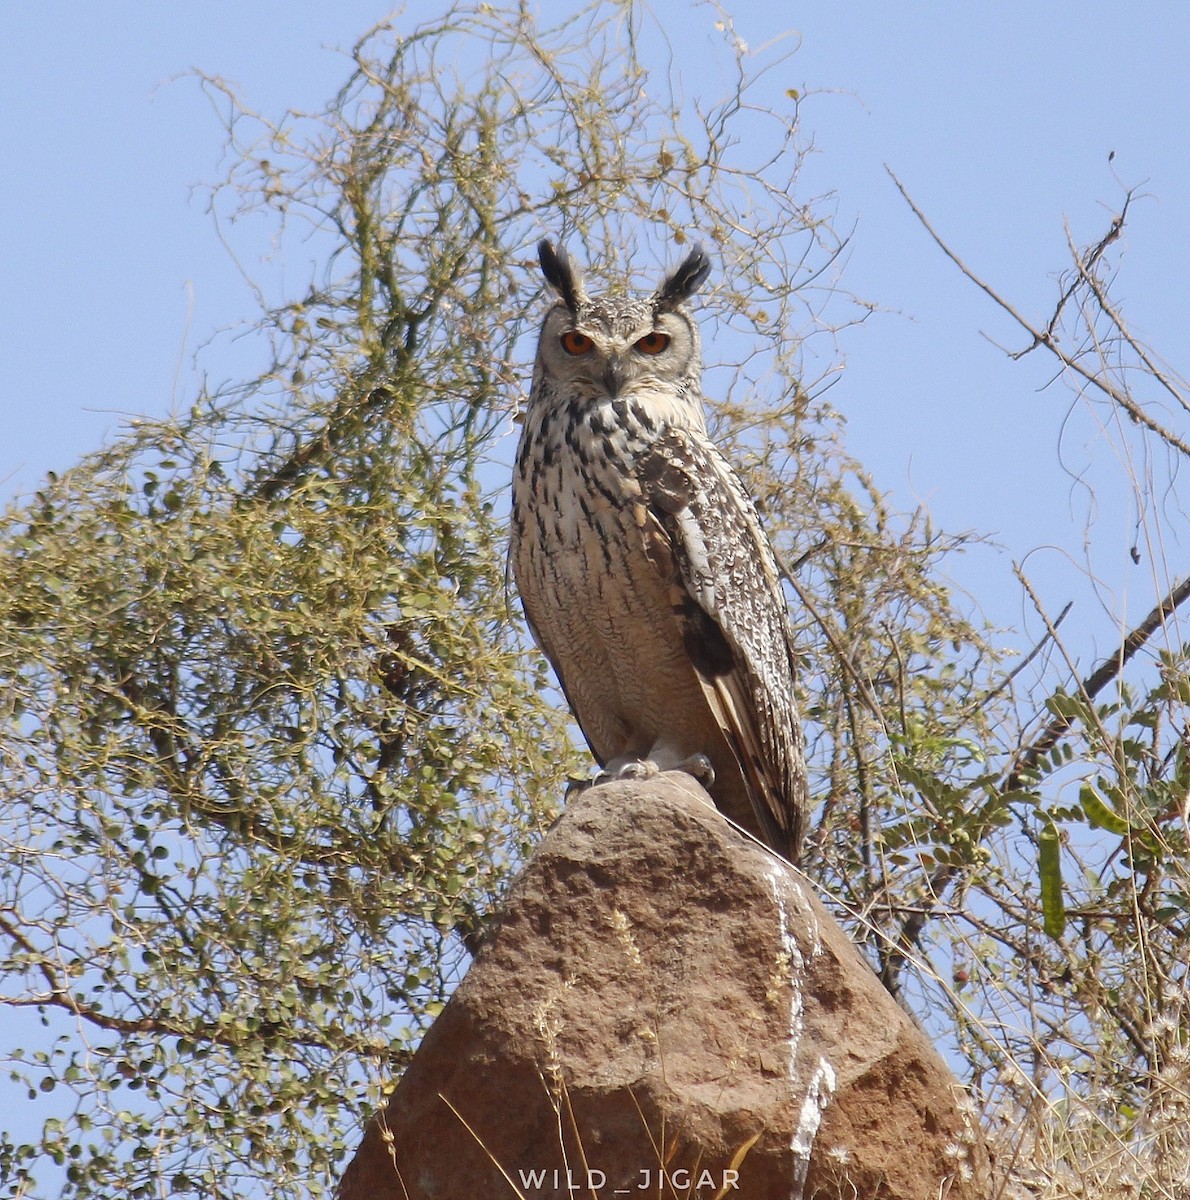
[338,774,989,1199]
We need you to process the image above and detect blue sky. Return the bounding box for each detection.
[2,2,1188,1184]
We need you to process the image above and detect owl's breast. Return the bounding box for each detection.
[513,399,654,546]
[509,399,704,750]
[512,402,652,593]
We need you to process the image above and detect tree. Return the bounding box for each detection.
[2,3,1186,1198]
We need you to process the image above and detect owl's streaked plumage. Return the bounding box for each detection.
[509,240,808,862]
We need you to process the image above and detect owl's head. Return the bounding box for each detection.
[533,240,711,404]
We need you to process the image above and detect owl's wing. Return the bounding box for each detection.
[637,427,808,859]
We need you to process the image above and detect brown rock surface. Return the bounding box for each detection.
[338,774,988,1199]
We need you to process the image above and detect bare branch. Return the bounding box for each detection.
[887,168,1190,458]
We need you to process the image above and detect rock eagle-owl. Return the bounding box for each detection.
[510,240,809,862]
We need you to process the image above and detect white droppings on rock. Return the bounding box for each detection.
[767,864,835,1197]
[767,864,807,1071]
[792,1058,837,1159]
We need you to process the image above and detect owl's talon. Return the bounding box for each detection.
[618,760,661,781]
[596,759,661,785]
[674,753,715,788]
[594,756,713,788]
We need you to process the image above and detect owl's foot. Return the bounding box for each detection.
[596,753,715,789]
[672,752,716,789]
[597,758,661,785]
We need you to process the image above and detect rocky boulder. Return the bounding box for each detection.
[338,773,989,1199]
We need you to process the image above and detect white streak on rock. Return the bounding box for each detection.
[792,1058,837,1158]
[767,866,834,1198]
[766,865,806,1070]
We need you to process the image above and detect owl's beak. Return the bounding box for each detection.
[601,360,625,398]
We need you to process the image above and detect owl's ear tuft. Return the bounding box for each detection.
[654,244,712,310]
[538,240,586,313]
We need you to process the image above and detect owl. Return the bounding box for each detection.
[509,239,809,863]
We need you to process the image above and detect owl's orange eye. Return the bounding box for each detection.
[633,331,671,355]
[559,330,594,355]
